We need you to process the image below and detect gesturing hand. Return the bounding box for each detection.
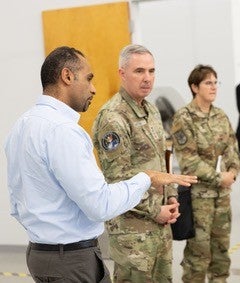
[144,170,198,189]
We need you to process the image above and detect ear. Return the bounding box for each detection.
[119,68,126,81]
[191,83,198,95]
[61,68,73,85]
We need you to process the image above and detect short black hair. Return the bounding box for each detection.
[41,46,85,89]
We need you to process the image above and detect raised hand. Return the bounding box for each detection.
[144,170,198,189]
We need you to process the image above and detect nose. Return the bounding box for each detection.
[143,75,150,83]
[90,83,96,95]
[143,71,154,82]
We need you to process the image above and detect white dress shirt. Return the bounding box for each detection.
[4,95,150,244]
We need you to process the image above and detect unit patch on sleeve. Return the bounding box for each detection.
[174,130,187,145]
[101,132,120,151]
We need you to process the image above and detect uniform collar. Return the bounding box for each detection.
[186,99,217,118]
[119,87,149,118]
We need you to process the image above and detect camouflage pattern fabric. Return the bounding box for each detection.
[171,101,239,194]
[92,87,176,282]
[181,195,231,283]
[171,100,240,282]
[110,229,172,283]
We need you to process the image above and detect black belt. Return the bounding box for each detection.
[30,238,98,251]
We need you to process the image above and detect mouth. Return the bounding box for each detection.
[141,86,151,91]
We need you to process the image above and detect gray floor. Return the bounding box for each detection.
[1,178,240,283]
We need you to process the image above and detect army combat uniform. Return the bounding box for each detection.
[171,100,240,283]
[92,87,177,283]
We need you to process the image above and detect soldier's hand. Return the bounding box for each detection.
[168,197,179,215]
[155,203,180,225]
[144,170,198,189]
[220,171,236,187]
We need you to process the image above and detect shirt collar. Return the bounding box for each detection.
[36,95,80,123]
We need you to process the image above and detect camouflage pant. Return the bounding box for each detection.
[109,226,173,283]
[182,194,231,283]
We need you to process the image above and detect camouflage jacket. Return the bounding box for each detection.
[92,87,177,234]
[171,100,240,198]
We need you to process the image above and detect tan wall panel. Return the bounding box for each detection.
[42,2,131,135]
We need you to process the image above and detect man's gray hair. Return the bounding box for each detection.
[119,44,153,68]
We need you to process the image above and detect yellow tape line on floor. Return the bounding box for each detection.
[0,272,31,277]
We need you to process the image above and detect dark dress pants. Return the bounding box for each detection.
[26,243,111,283]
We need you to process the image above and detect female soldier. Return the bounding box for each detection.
[171,64,239,283]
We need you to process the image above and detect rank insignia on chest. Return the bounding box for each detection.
[174,130,187,145]
[101,132,120,151]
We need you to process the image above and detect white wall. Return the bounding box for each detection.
[232,0,240,84]
[136,0,239,129]
[1,0,240,245]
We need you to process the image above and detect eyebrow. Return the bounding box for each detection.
[134,67,155,72]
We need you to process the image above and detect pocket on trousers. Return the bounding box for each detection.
[94,248,111,283]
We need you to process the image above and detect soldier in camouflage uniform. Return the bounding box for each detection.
[171,64,240,283]
[92,45,179,282]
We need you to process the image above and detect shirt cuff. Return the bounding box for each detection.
[133,172,151,191]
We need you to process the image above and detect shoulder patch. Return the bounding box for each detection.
[174,130,187,145]
[101,132,120,151]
